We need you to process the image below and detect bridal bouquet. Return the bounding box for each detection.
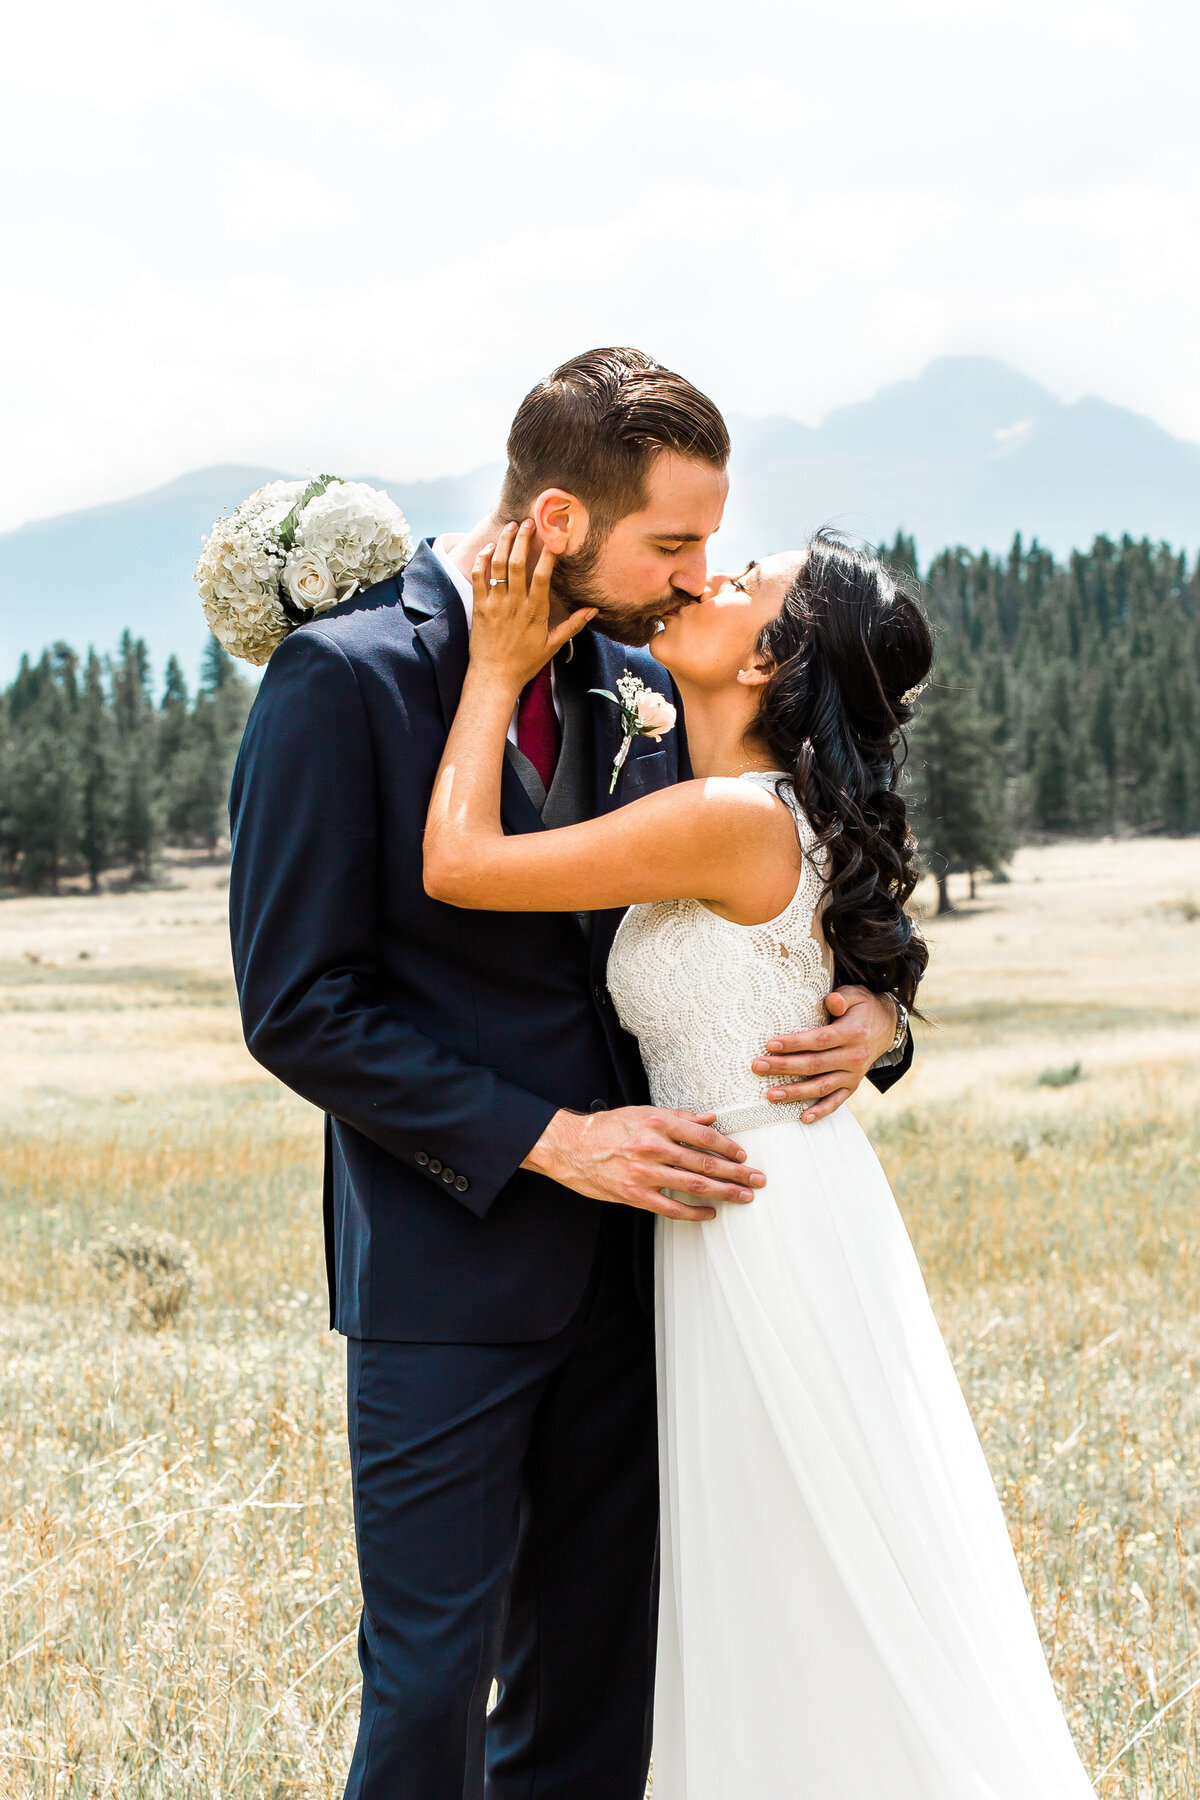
[195,475,414,665]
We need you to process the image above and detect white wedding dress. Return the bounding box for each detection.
[606,773,1095,1799]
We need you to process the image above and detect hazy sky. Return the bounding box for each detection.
[3,0,1198,532]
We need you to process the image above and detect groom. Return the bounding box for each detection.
[229,347,911,1800]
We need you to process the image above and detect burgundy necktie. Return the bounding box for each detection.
[516,664,561,793]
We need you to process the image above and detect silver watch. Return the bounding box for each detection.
[888,998,909,1056]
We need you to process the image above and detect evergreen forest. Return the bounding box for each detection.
[1,529,1197,895]
[0,634,252,893]
[891,532,1200,907]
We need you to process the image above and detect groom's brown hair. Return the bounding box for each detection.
[500,347,730,532]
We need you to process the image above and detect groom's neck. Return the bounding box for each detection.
[439,515,506,582]
[441,513,570,626]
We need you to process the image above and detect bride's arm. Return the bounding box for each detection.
[424,522,798,922]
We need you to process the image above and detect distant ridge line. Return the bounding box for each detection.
[3,357,1197,679]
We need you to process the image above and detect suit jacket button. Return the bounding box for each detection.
[415,1151,430,1167]
[589,1099,607,1112]
[428,1158,442,1174]
[441,1167,455,1183]
[455,1175,469,1192]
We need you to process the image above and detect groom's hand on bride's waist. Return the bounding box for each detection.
[521,1108,765,1222]
[750,986,900,1124]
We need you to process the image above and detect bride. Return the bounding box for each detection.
[423,520,1096,1797]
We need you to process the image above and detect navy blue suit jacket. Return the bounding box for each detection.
[229,542,913,1343]
[230,544,682,1342]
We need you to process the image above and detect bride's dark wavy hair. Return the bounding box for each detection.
[754,531,934,1010]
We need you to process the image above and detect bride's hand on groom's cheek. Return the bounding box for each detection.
[750,987,899,1124]
[469,520,594,685]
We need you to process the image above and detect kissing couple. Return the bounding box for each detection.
[229,348,1095,1797]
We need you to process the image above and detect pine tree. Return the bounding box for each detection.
[1029,662,1076,831]
[79,651,118,892]
[0,646,83,891]
[109,632,159,881]
[906,678,1013,914]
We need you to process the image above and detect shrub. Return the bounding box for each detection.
[1036,1061,1084,1089]
[86,1223,198,1329]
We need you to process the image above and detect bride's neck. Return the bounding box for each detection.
[673,678,776,780]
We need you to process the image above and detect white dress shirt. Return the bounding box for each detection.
[431,535,562,749]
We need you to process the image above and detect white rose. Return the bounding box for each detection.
[284,550,339,612]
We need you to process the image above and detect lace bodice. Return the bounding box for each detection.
[607,772,833,1133]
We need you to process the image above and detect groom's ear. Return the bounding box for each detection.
[531,488,591,556]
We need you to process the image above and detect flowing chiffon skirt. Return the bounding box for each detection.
[652,1109,1096,1799]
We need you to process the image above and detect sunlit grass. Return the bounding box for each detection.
[0,1102,357,1799]
[3,839,1200,1794]
[3,1090,1199,1795]
[885,1096,1200,1794]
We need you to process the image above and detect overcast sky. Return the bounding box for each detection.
[3,0,1198,533]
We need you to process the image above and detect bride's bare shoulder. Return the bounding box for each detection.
[637,775,798,850]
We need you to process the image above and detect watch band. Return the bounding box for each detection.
[889,998,909,1056]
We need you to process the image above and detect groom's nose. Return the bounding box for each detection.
[671,543,709,599]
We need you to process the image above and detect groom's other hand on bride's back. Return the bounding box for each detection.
[523,1106,765,1222]
[751,985,905,1124]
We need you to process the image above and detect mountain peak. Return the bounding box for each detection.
[818,356,1061,458]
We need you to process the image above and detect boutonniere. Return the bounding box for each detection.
[590,671,677,794]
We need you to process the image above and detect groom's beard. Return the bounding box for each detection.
[552,539,696,648]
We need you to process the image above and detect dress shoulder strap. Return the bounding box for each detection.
[737,770,821,855]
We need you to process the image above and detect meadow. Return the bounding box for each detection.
[1,839,1199,1797]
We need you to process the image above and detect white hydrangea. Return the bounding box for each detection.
[295,480,415,592]
[194,476,414,666]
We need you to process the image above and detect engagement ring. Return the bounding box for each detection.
[490,578,506,588]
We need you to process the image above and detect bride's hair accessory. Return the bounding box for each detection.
[899,680,928,707]
[589,671,677,794]
[195,475,414,665]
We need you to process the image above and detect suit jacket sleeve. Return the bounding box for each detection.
[228,627,556,1220]
[866,1026,914,1094]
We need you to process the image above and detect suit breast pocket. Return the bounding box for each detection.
[620,747,668,795]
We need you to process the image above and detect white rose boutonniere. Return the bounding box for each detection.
[590,671,677,793]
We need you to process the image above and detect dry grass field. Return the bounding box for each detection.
[1,839,1199,1797]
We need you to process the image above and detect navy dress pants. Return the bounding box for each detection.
[343,1211,659,1800]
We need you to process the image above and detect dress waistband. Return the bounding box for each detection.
[711,1097,805,1136]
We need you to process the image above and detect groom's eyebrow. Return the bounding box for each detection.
[649,529,705,542]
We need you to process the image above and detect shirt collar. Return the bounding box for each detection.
[431,535,475,623]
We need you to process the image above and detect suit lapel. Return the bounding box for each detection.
[586,633,681,816]
[406,543,545,839]
[585,634,633,819]
[581,632,686,974]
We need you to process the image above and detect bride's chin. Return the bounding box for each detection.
[651,615,685,670]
